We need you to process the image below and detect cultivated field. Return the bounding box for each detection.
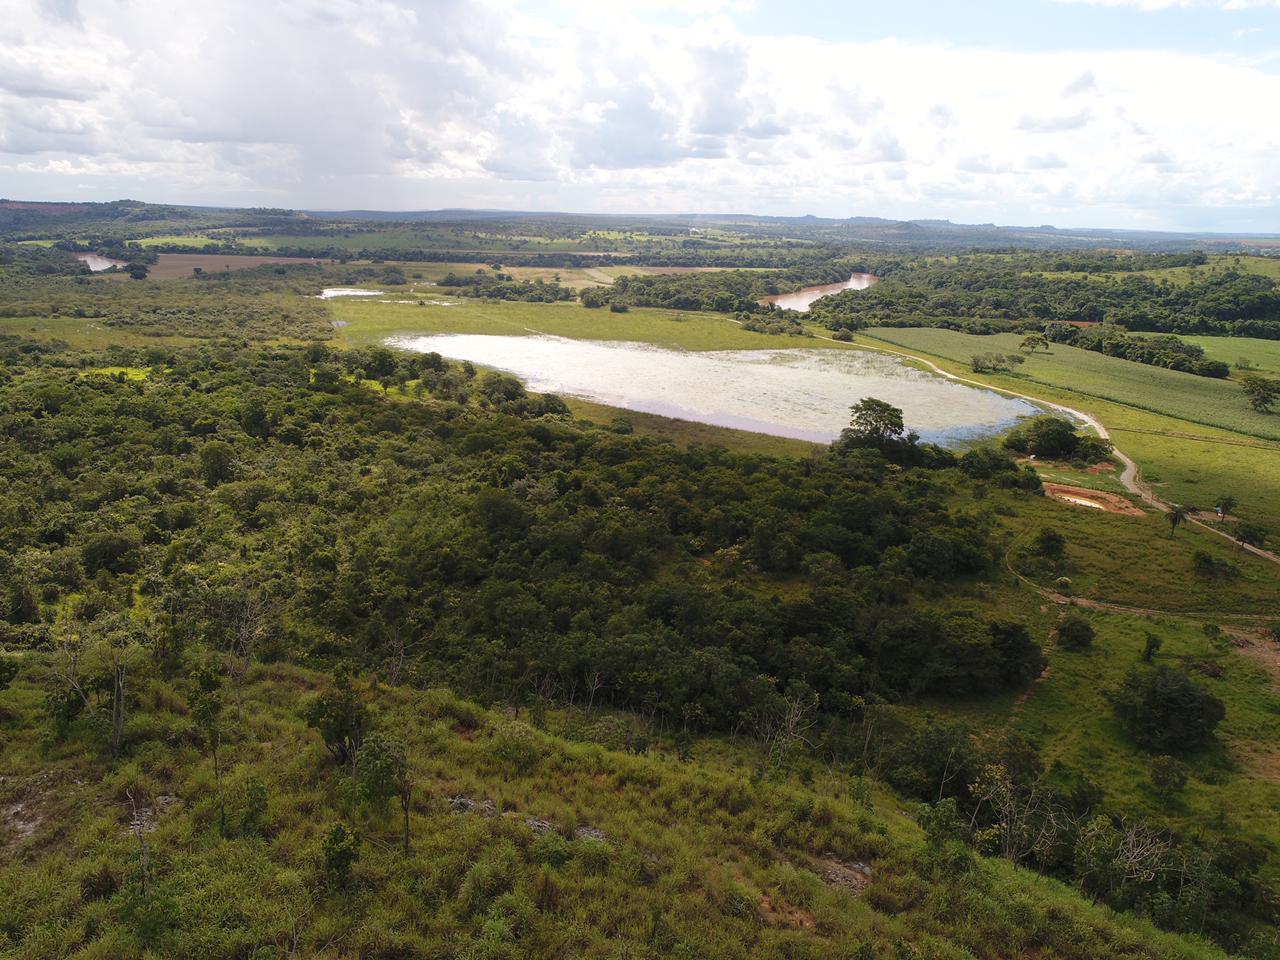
[862,327,1280,440]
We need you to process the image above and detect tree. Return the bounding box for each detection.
[199,441,235,487]
[1241,375,1279,413]
[1142,633,1163,663]
[358,732,412,854]
[1109,666,1225,752]
[1020,333,1049,353]
[1057,615,1095,651]
[1167,504,1187,537]
[1233,521,1267,552]
[1215,495,1237,520]
[189,665,226,835]
[322,822,360,888]
[1034,527,1065,558]
[1149,755,1188,797]
[303,664,370,771]
[841,397,905,448]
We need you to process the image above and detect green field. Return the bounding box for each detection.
[329,295,843,353]
[1180,334,1280,377]
[1031,255,1280,286]
[854,328,1280,531]
[862,327,1280,440]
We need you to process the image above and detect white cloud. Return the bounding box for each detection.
[1,0,1279,228]
[1054,0,1280,9]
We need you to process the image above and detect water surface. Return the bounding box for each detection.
[390,333,1036,445]
[760,272,879,312]
[76,254,126,272]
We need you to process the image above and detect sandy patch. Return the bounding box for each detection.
[1042,483,1145,516]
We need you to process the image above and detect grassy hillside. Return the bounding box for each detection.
[0,666,1242,960]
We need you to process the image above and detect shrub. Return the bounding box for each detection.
[1034,527,1065,558]
[1109,666,1225,752]
[1056,615,1095,650]
[1149,756,1189,796]
[488,721,542,775]
[322,822,360,887]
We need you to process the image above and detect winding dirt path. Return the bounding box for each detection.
[822,331,1280,568]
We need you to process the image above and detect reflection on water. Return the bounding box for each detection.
[759,272,879,312]
[390,333,1036,446]
[76,254,126,272]
[317,288,385,299]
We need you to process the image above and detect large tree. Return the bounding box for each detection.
[842,397,905,448]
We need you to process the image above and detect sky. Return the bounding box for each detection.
[2,0,1280,230]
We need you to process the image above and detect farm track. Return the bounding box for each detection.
[833,330,1280,569]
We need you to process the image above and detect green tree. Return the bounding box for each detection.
[1241,375,1279,413]
[842,397,905,448]
[303,664,370,771]
[1057,615,1095,650]
[189,666,226,835]
[322,822,360,888]
[358,732,412,854]
[1234,521,1267,552]
[1109,666,1225,752]
[1167,504,1187,537]
[198,441,235,488]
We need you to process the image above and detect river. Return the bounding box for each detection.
[759,272,879,312]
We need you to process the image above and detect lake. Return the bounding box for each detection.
[389,333,1037,445]
[76,254,126,272]
[759,272,879,312]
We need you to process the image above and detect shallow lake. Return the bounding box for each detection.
[317,287,385,299]
[76,254,126,272]
[759,272,879,312]
[389,334,1038,445]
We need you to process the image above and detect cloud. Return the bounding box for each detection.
[1025,153,1070,170]
[1054,0,1280,9]
[1017,109,1092,132]
[1,0,1280,229]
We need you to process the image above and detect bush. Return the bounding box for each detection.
[488,721,543,775]
[322,822,360,887]
[1056,615,1095,650]
[1034,527,1065,558]
[1149,756,1188,796]
[1109,666,1225,752]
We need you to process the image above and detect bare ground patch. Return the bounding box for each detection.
[1042,483,1146,516]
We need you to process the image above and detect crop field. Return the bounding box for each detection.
[328,295,845,352]
[862,327,1280,440]
[853,329,1280,531]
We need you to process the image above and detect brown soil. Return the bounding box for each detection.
[759,892,817,928]
[147,253,329,280]
[1042,483,1146,516]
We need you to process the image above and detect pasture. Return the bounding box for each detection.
[861,327,1280,440]
[328,295,846,353]
[854,328,1280,531]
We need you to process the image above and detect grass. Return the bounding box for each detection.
[329,296,849,353]
[564,397,821,457]
[0,663,1237,959]
[1009,609,1280,882]
[0,314,201,350]
[1003,490,1280,616]
[862,328,1280,441]
[1029,255,1280,286]
[1180,334,1280,377]
[132,234,227,248]
[852,330,1280,531]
